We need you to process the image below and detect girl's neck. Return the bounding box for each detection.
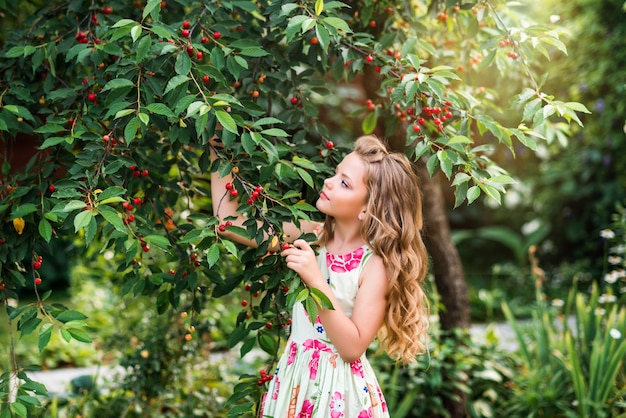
[327,221,366,254]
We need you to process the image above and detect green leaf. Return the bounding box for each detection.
[261,128,289,137]
[215,110,237,134]
[97,186,126,201]
[124,117,140,144]
[10,402,27,418]
[56,310,88,323]
[239,47,269,57]
[131,25,142,43]
[175,52,192,75]
[143,235,170,250]
[5,46,25,58]
[11,203,38,218]
[296,167,314,189]
[142,0,161,20]
[38,219,52,243]
[221,239,239,258]
[39,136,72,149]
[315,0,324,15]
[164,75,189,95]
[112,19,137,28]
[304,294,319,325]
[74,210,94,232]
[138,112,150,126]
[38,328,52,353]
[322,16,352,33]
[98,205,127,233]
[67,328,92,343]
[362,111,377,134]
[206,244,220,267]
[102,78,135,91]
[310,288,334,310]
[466,185,480,204]
[146,103,176,117]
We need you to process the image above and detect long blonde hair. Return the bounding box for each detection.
[319,135,430,363]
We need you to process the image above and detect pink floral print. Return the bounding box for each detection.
[358,407,374,418]
[287,341,298,365]
[303,339,333,380]
[326,246,365,273]
[350,359,364,377]
[329,391,345,418]
[298,399,314,418]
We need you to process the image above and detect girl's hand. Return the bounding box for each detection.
[281,239,324,287]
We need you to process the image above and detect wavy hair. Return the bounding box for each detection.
[319,135,430,363]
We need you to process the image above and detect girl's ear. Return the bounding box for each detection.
[358,210,366,221]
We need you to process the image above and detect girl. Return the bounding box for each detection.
[210,135,429,417]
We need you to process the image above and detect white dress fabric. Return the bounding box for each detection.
[259,245,390,418]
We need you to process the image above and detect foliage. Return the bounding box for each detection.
[0,0,587,416]
[502,245,626,417]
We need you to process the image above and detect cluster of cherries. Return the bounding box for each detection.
[257,369,274,386]
[122,197,142,225]
[129,165,149,178]
[32,255,43,285]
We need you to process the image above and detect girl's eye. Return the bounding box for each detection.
[341,180,349,188]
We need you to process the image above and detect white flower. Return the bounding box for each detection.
[605,271,619,284]
[550,15,561,23]
[595,308,606,316]
[599,294,617,303]
[609,328,622,339]
[616,269,625,278]
[551,299,565,307]
[601,229,615,239]
[608,255,622,265]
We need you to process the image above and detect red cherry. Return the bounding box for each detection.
[34,277,42,286]
[325,141,334,149]
[141,169,149,176]
[133,170,141,177]
[181,29,190,37]
[203,75,210,83]
[282,243,291,251]
[103,6,112,14]
[219,224,226,232]
[225,220,233,227]
[369,20,376,28]
[142,245,150,252]
[241,300,248,307]
[365,55,373,63]
[413,125,421,132]
[48,184,56,192]
[310,36,318,45]
[230,189,238,197]
[290,96,298,105]
[201,36,209,43]
[196,51,203,60]
[88,93,97,102]
[225,182,233,190]
[168,269,176,275]
[32,261,42,270]
[245,284,251,291]
[182,21,191,29]
[213,31,221,39]
[133,197,142,205]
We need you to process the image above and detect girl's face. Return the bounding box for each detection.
[316,152,368,221]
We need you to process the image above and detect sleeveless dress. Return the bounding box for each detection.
[259,245,390,418]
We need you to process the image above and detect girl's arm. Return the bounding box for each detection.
[210,145,320,247]
[282,240,388,363]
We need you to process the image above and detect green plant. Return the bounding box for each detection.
[0,0,587,416]
[502,246,626,417]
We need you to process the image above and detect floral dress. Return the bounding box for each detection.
[260,245,389,418]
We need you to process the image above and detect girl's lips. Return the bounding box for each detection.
[320,191,329,200]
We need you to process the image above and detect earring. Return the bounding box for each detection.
[358,211,365,221]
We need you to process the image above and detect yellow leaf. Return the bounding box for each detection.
[13,217,25,235]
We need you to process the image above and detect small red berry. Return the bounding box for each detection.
[133,170,141,177]
[203,75,210,83]
[88,93,97,102]
[134,197,142,205]
[201,36,209,43]
[196,51,203,60]
[34,277,42,286]
[32,261,42,270]
[413,125,421,132]
[365,55,373,63]
[369,20,376,28]
[143,245,150,252]
[230,189,238,197]
[48,184,56,192]
[225,182,233,190]
[103,6,112,14]
[168,269,176,275]
[213,31,221,40]
[290,96,298,105]
[182,21,191,29]
[265,322,272,329]
[141,169,149,176]
[241,300,248,307]
[225,220,233,227]
[282,243,291,251]
[325,141,334,149]
[181,29,190,37]
[245,284,251,291]
[310,36,318,45]
[219,224,226,232]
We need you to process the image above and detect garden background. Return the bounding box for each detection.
[1,0,625,417]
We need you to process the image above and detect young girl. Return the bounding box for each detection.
[210,135,429,417]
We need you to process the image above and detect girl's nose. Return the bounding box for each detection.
[323,176,333,189]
